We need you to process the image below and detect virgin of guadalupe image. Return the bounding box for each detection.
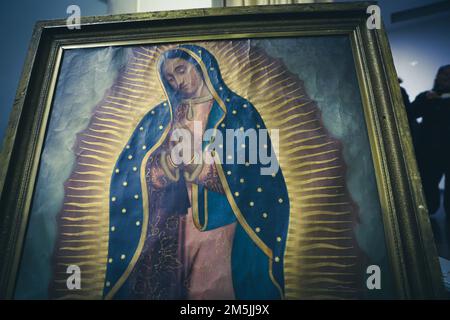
[103,45,290,299]
[50,42,368,300]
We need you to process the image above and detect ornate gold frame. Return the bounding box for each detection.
[0,2,444,299]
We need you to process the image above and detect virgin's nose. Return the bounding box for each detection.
[172,77,180,90]
[177,79,186,90]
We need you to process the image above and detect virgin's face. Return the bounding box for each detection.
[162,58,204,98]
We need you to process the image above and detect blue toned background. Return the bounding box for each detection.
[2,1,450,152]
[0,0,447,300]
[0,0,107,152]
[14,37,394,299]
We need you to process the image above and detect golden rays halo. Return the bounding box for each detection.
[207,41,363,299]
[52,41,363,300]
[51,45,171,299]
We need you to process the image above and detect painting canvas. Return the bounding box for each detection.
[12,37,397,300]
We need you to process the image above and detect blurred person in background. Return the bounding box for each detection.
[411,65,450,216]
[399,78,419,144]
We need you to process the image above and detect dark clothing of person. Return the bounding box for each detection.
[401,86,411,113]
[401,86,419,144]
[411,92,450,215]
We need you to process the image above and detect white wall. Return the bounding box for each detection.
[388,11,450,101]
[0,0,107,151]
[107,0,331,14]
[337,0,450,101]
[107,0,218,14]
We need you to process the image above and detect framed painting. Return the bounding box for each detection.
[0,3,444,300]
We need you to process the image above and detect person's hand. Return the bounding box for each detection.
[183,151,204,182]
[426,91,441,99]
[159,148,180,182]
[164,124,186,168]
[166,119,206,181]
[158,131,182,182]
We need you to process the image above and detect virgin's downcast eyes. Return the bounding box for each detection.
[175,65,186,74]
